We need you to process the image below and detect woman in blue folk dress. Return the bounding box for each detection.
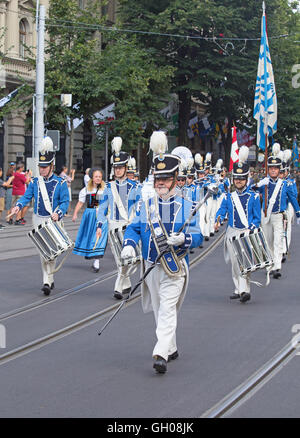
[72,168,108,272]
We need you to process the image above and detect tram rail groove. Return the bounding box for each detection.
[200,340,298,418]
[0,231,225,323]
[0,231,225,366]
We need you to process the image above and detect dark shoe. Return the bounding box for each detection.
[42,284,51,296]
[205,236,209,241]
[210,232,214,237]
[240,292,251,303]
[189,249,194,254]
[168,351,179,362]
[282,257,286,263]
[153,355,167,374]
[113,291,123,300]
[273,270,281,279]
[0,224,5,229]
[51,282,54,290]
[7,219,13,225]
[20,218,26,224]
[91,266,99,273]
[230,294,240,300]
[199,245,203,248]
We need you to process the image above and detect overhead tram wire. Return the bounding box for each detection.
[0,5,295,42]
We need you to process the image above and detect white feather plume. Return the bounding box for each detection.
[283,149,292,163]
[187,157,194,169]
[238,146,249,164]
[216,159,223,170]
[205,152,212,163]
[272,142,281,157]
[149,131,168,155]
[194,153,203,165]
[39,136,53,154]
[111,137,123,155]
[128,157,136,169]
[277,151,284,162]
[179,158,187,171]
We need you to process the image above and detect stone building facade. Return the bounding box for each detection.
[0,0,117,194]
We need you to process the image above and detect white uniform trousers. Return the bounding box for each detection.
[203,198,212,237]
[209,198,218,235]
[144,261,186,361]
[225,227,250,296]
[109,220,132,293]
[261,212,284,271]
[286,204,294,251]
[199,204,207,239]
[32,214,56,285]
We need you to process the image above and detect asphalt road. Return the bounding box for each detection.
[0,216,300,419]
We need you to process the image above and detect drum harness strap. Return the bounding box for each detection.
[37,176,73,274]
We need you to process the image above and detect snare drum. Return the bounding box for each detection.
[28,220,74,262]
[230,227,273,276]
[109,221,142,268]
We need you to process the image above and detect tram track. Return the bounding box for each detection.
[200,338,299,418]
[0,230,225,366]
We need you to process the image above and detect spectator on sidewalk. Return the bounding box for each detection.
[5,163,15,224]
[59,166,75,214]
[12,162,31,225]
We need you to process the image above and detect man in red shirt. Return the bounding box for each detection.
[12,162,31,224]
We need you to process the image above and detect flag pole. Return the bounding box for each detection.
[263,1,268,217]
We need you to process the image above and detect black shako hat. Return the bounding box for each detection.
[111,137,128,166]
[38,137,55,167]
[232,146,249,179]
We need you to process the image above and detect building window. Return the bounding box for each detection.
[19,19,27,59]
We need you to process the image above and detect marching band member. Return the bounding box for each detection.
[96,137,139,300]
[215,146,261,303]
[72,168,108,272]
[253,143,300,279]
[121,131,202,374]
[194,154,210,241]
[126,157,137,181]
[280,149,296,256]
[10,137,69,295]
[185,158,197,202]
[176,158,188,196]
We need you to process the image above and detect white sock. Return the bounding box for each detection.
[93,259,100,269]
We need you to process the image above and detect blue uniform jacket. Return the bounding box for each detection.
[123,195,203,266]
[254,177,300,216]
[16,174,69,219]
[97,178,139,227]
[215,187,261,230]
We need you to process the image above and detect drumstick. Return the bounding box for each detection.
[93,236,100,250]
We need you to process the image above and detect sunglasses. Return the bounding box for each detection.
[177,178,186,182]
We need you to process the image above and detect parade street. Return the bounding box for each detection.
[0,214,300,419]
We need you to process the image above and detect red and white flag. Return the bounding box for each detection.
[229,126,239,171]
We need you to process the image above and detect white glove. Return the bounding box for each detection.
[297,217,300,226]
[121,245,136,260]
[166,232,185,246]
[256,177,269,188]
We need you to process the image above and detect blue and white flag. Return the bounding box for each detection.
[253,2,277,151]
[292,137,299,166]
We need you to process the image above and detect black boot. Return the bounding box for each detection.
[273,270,281,279]
[230,294,240,300]
[240,292,251,303]
[113,291,123,300]
[42,284,51,296]
[168,351,179,362]
[153,355,167,374]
